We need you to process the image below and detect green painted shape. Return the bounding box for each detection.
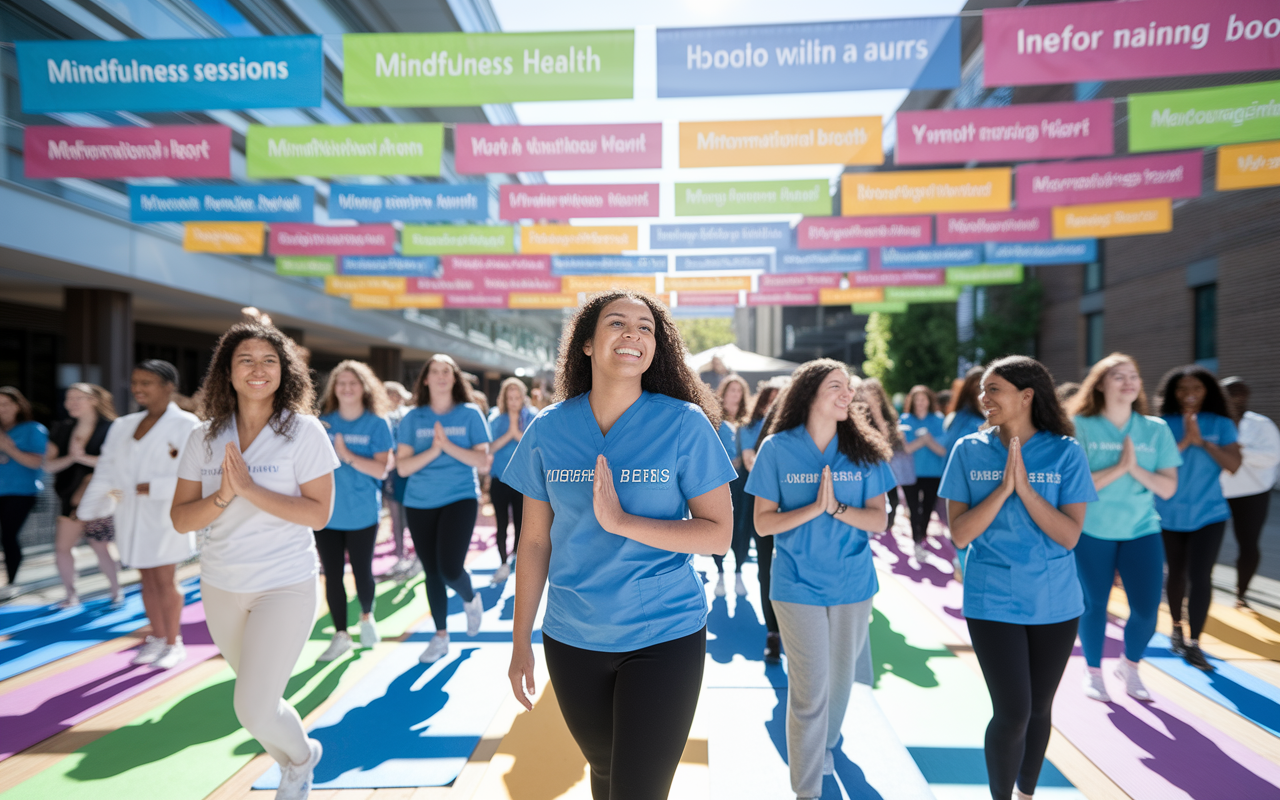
[869,607,953,690]
[246,123,443,177]
[1128,80,1280,152]
[945,263,1023,286]
[276,255,335,276]
[675,180,832,216]
[401,224,514,255]
[853,302,908,314]
[884,284,961,303]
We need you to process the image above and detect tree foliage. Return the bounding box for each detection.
[863,304,958,395]
[962,277,1043,364]
[674,316,737,355]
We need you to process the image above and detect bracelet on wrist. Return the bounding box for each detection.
[213,493,233,509]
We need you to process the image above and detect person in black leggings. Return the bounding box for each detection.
[900,385,948,561]
[1220,377,1279,608]
[487,377,536,585]
[0,387,47,597]
[740,380,786,662]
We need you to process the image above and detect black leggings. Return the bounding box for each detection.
[0,496,37,583]
[904,477,941,545]
[544,627,706,800]
[713,473,751,573]
[885,485,901,532]
[314,524,377,633]
[744,486,779,633]
[1163,521,1227,640]
[1228,492,1271,599]
[490,477,524,564]
[406,499,478,632]
[967,616,1078,800]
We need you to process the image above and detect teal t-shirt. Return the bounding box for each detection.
[1073,413,1182,541]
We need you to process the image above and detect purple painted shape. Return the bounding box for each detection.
[1015,151,1203,208]
[0,602,218,761]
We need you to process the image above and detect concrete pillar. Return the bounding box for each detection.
[369,346,402,382]
[63,288,133,414]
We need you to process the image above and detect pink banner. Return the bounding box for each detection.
[1016,152,1203,208]
[936,209,1052,244]
[984,0,1280,87]
[896,101,1113,165]
[456,123,662,173]
[270,224,396,256]
[480,275,562,293]
[24,125,230,179]
[758,273,843,290]
[677,291,739,306]
[748,289,818,306]
[442,255,551,279]
[445,292,507,309]
[500,184,659,220]
[407,277,477,293]
[851,269,944,287]
[797,216,931,249]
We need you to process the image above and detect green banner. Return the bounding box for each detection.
[276,255,335,276]
[343,31,634,106]
[946,264,1023,286]
[1129,80,1280,152]
[885,284,961,303]
[402,225,514,255]
[675,179,832,216]
[853,302,908,314]
[246,124,443,177]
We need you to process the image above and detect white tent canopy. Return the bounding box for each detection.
[688,343,799,387]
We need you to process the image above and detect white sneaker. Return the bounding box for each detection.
[914,542,929,564]
[1082,667,1111,703]
[823,748,834,776]
[420,633,449,663]
[0,584,18,601]
[734,573,747,597]
[1115,659,1152,702]
[317,631,353,663]
[358,618,380,648]
[491,562,511,585]
[153,641,186,670]
[464,593,484,636]
[714,574,727,598]
[132,635,167,665]
[276,737,322,800]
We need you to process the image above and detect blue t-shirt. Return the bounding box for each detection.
[944,409,985,454]
[717,420,739,462]
[319,410,394,531]
[1154,412,1238,532]
[0,421,48,496]
[939,429,1098,625]
[1073,413,1182,541]
[501,391,737,652]
[397,403,491,509]
[745,426,897,606]
[739,418,766,454]
[488,405,537,482]
[900,411,947,478]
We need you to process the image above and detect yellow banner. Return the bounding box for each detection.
[393,294,444,309]
[841,169,1011,216]
[183,222,264,254]
[350,293,391,309]
[509,292,580,309]
[680,117,883,168]
[561,275,658,294]
[1217,140,1280,191]
[1052,199,1172,239]
[520,225,639,255]
[664,275,752,292]
[325,276,407,296]
[819,287,884,305]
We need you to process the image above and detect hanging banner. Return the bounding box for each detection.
[442,254,551,279]
[129,184,312,222]
[455,123,660,173]
[329,184,487,222]
[351,293,446,309]
[444,292,508,309]
[676,180,831,216]
[885,284,961,303]
[276,255,334,276]
[509,292,580,309]
[748,289,818,306]
[854,301,908,314]
[183,222,263,254]
[270,224,396,256]
[245,124,443,177]
[797,216,931,249]
[1015,152,1202,208]
[500,184,658,220]
[520,225,639,255]
[1052,199,1173,239]
[679,117,882,167]
[480,275,563,293]
[561,274,658,293]
[820,287,884,305]
[936,209,1051,244]
[850,269,944,287]
[350,294,393,309]
[879,244,982,268]
[402,225,514,255]
[551,255,667,275]
[986,240,1097,264]
[1217,139,1280,190]
[674,254,771,272]
[1128,80,1280,152]
[16,36,323,113]
[840,168,1011,215]
[758,273,841,290]
[776,249,868,273]
[983,0,1280,87]
[666,276,752,292]
[896,101,1113,165]
[324,276,407,296]
[947,264,1024,286]
[343,31,634,106]
[406,277,477,293]
[655,17,960,97]
[650,222,793,250]
[676,291,740,306]
[341,256,440,277]
[24,125,230,179]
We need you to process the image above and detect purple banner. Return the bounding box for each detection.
[407,277,477,293]
[479,275,562,293]
[851,269,944,287]
[500,183,659,220]
[797,216,931,249]
[270,224,396,256]
[758,273,842,290]
[444,292,507,309]
[896,101,1113,165]
[441,254,551,279]
[748,289,818,306]
[455,123,662,173]
[1016,152,1202,208]
[24,125,230,179]
[936,209,1052,244]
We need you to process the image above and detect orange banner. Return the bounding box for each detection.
[680,117,883,168]
[664,275,752,292]
[520,225,639,255]
[819,287,884,305]
[841,169,1011,216]
[1051,199,1172,239]
[350,293,391,309]
[325,276,407,296]
[183,222,264,254]
[509,292,580,309]
[1216,140,1280,191]
[561,275,658,294]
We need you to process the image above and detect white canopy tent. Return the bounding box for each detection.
[687,343,800,391]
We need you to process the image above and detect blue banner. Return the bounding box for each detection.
[656,17,960,98]
[551,255,669,275]
[341,256,440,277]
[675,254,771,272]
[17,37,323,113]
[650,222,793,249]
[775,249,867,273]
[880,244,981,268]
[985,240,1097,265]
[329,183,489,223]
[129,184,314,222]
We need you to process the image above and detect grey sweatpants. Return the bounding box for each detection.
[774,598,874,799]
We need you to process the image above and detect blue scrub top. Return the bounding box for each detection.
[944,409,985,454]
[488,405,537,482]
[397,403,491,509]
[319,411,394,531]
[939,429,1097,625]
[0,421,48,496]
[745,425,896,606]
[900,411,947,478]
[1154,412,1238,532]
[1073,413,1182,541]
[501,391,737,652]
[717,420,739,462]
[739,418,765,454]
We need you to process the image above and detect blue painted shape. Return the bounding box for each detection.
[129,184,314,222]
[550,255,669,275]
[328,184,489,222]
[775,248,867,273]
[879,244,981,268]
[1145,633,1280,737]
[341,256,440,277]
[650,222,793,250]
[906,746,1074,787]
[675,253,771,271]
[985,240,1096,264]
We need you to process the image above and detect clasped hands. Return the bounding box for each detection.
[215,442,255,506]
[996,437,1036,502]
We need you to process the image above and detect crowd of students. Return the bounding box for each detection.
[0,289,1277,800]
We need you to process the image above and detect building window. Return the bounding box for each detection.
[1083,262,1104,294]
[1194,283,1217,362]
[1085,312,1104,366]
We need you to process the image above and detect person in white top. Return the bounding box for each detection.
[171,323,338,800]
[1220,377,1280,608]
[79,361,200,669]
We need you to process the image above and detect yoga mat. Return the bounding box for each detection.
[1143,632,1280,738]
[698,558,788,689]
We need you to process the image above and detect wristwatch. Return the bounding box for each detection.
[831,502,847,516]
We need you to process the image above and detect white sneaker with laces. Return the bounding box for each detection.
[317,631,353,663]
[153,641,186,670]
[420,633,450,663]
[132,635,167,665]
[276,738,322,800]
[359,618,380,648]
[465,593,484,636]
[1115,659,1152,701]
[1082,667,1111,703]
[823,748,834,776]
[734,573,747,597]
[714,574,727,598]
[491,562,511,585]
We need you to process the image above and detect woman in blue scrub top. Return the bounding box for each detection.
[741,379,787,663]
[316,361,395,662]
[1154,365,1241,671]
[0,387,47,596]
[747,360,894,800]
[943,367,986,579]
[503,291,736,800]
[900,385,948,560]
[397,354,491,664]
[940,356,1097,800]
[1067,354,1180,702]
[487,377,536,585]
[711,373,751,598]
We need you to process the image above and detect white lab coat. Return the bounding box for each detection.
[79,403,201,569]
[1222,410,1280,499]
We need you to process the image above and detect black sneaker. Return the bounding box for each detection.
[1169,627,1187,655]
[1184,644,1214,672]
[764,632,782,664]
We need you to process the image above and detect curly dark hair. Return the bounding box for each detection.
[554,291,721,426]
[1156,364,1231,417]
[199,322,314,448]
[857,377,905,450]
[764,359,891,465]
[320,359,391,416]
[410,354,470,408]
[748,380,786,426]
[983,355,1073,437]
[717,374,752,427]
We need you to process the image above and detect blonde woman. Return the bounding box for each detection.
[487,377,536,584]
